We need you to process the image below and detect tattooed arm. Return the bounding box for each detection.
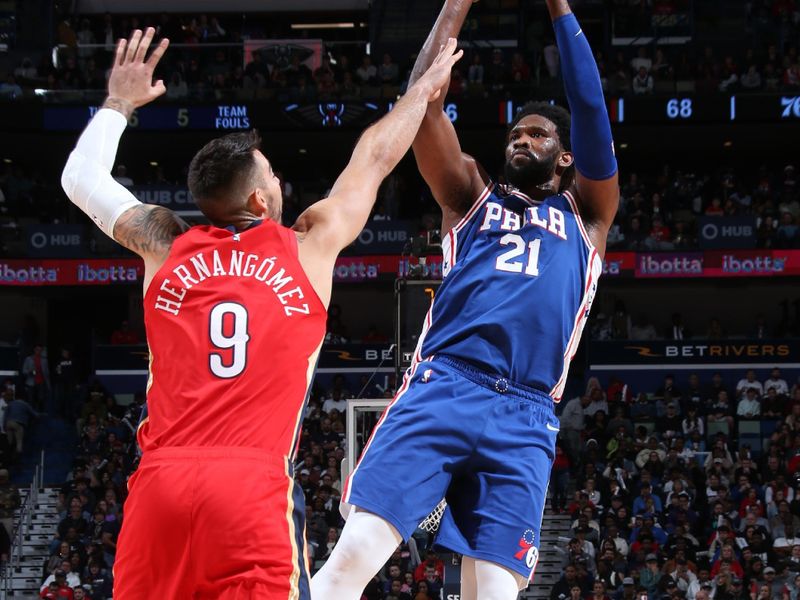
[112,205,189,259]
[61,28,188,289]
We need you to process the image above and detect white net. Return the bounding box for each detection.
[418,498,447,533]
[347,400,448,533]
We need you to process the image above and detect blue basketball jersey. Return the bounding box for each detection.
[416,183,602,401]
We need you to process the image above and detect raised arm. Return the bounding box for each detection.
[545,0,619,252]
[410,0,487,232]
[60,28,188,288]
[292,40,463,296]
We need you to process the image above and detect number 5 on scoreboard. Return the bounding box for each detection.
[209,302,250,378]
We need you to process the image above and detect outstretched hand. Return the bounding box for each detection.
[107,27,169,113]
[411,37,464,103]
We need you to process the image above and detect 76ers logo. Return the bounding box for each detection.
[514,529,539,570]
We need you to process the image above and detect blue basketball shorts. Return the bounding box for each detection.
[341,354,559,580]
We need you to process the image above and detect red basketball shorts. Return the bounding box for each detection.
[113,447,310,599]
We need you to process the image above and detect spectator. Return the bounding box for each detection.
[39,580,73,599]
[737,387,761,418]
[41,563,81,592]
[467,53,484,85]
[766,367,790,396]
[47,541,72,576]
[588,579,612,600]
[736,370,764,398]
[542,39,560,79]
[740,64,762,89]
[76,18,96,60]
[355,55,377,85]
[778,212,800,247]
[659,402,683,440]
[718,56,739,91]
[560,394,590,463]
[510,52,530,83]
[706,317,725,339]
[682,405,705,438]
[633,482,664,515]
[632,66,654,94]
[53,348,77,419]
[6,394,42,456]
[666,313,689,340]
[72,587,89,600]
[551,443,571,513]
[0,75,23,100]
[487,49,509,92]
[22,344,50,411]
[609,301,632,340]
[630,314,657,340]
[0,468,19,556]
[640,553,662,596]
[321,391,347,415]
[705,197,724,216]
[378,54,399,84]
[166,72,188,99]
[413,550,444,583]
[631,48,653,74]
[786,60,800,88]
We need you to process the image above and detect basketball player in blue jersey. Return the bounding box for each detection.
[311,1,618,599]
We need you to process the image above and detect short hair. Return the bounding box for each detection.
[188,130,263,216]
[507,101,572,151]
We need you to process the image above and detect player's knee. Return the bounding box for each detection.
[474,560,528,599]
[324,535,363,573]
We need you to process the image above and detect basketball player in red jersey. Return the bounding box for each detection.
[60,27,462,600]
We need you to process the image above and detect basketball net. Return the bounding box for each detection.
[418,499,447,533]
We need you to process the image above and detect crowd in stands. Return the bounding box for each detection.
[0,3,798,102]
[591,299,800,341]
[35,374,139,600]
[606,164,800,251]
[552,368,800,600]
[2,150,799,256]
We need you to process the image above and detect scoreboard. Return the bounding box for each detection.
[22,94,800,133]
[608,94,800,124]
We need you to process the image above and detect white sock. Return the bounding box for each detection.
[474,559,527,600]
[310,509,402,600]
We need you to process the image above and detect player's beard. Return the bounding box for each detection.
[504,150,558,191]
[269,202,282,223]
[265,191,282,223]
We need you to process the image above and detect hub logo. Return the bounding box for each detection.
[700,222,753,240]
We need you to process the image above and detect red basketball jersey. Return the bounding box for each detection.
[139,221,327,457]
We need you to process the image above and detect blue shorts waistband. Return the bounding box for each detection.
[431,354,554,408]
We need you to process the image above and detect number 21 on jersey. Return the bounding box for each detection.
[496,234,541,276]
